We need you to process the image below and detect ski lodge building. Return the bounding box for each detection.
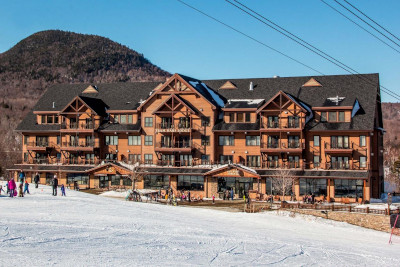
[9,73,384,202]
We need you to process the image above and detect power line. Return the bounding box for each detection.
[320,0,400,55]
[175,0,324,75]
[224,0,400,101]
[333,0,400,48]
[342,0,400,44]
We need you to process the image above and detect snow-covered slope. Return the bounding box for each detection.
[0,183,399,266]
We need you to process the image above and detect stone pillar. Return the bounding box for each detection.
[294,178,300,201]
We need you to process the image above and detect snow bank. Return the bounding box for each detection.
[1,182,400,266]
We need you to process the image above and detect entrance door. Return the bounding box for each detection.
[238,182,251,198]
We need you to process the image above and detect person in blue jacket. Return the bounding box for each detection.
[230,188,234,200]
[23,181,30,194]
[61,184,66,196]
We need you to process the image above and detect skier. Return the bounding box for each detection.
[52,174,58,196]
[34,172,40,188]
[23,181,30,194]
[8,178,16,198]
[61,184,66,196]
[212,194,215,204]
[18,169,26,184]
[0,185,4,195]
[5,182,9,194]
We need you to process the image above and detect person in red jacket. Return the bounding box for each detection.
[8,178,16,198]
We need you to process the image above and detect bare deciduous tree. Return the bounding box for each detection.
[272,168,296,201]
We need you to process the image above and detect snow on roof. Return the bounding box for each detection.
[351,99,360,118]
[208,163,258,174]
[229,99,264,104]
[201,82,225,108]
[300,101,314,123]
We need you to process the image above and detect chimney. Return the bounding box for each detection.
[52,102,55,109]
[273,75,280,78]
[249,82,254,91]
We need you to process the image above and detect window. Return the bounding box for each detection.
[85,153,94,164]
[300,179,327,195]
[229,113,235,122]
[219,155,233,164]
[177,175,204,190]
[288,116,299,128]
[237,113,244,122]
[246,136,260,146]
[288,156,300,168]
[144,135,153,146]
[24,152,28,163]
[334,179,363,198]
[267,136,279,148]
[313,136,320,147]
[120,115,127,124]
[54,116,59,124]
[328,111,337,122]
[267,116,279,128]
[219,136,234,146]
[288,136,300,148]
[245,113,251,122]
[56,135,60,145]
[36,136,49,147]
[338,111,345,122]
[144,154,153,164]
[313,156,320,167]
[123,178,132,186]
[266,178,280,195]
[105,153,117,160]
[41,115,46,124]
[218,177,254,194]
[320,112,327,122]
[180,154,192,166]
[24,135,29,145]
[360,156,367,168]
[144,175,169,189]
[114,115,119,123]
[267,155,279,168]
[330,156,349,169]
[67,173,89,185]
[201,116,210,126]
[201,135,210,146]
[161,154,174,165]
[128,136,141,146]
[110,175,121,186]
[144,117,153,127]
[46,115,53,124]
[105,136,118,145]
[247,156,260,167]
[128,115,133,124]
[360,135,366,147]
[128,154,141,163]
[201,154,210,164]
[330,136,349,149]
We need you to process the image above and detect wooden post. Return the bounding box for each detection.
[366,207,369,213]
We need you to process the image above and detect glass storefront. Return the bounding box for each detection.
[144,175,169,189]
[334,179,363,198]
[217,177,254,197]
[177,175,204,190]
[299,179,327,196]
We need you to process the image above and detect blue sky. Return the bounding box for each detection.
[0,0,399,102]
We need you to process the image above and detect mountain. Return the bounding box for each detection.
[0,30,170,174]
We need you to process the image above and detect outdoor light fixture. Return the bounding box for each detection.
[232,150,235,154]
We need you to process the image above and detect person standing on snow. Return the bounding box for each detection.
[52,174,58,196]
[0,185,4,195]
[18,169,26,184]
[8,178,16,198]
[34,172,40,188]
[18,183,24,197]
[230,188,234,200]
[61,184,66,196]
[23,181,30,194]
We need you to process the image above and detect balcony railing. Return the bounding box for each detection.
[262,118,302,129]
[61,140,99,148]
[26,141,49,147]
[61,122,99,130]
[261,141,304,150]
[324,142,353,150]
[155,140,192,149]
[155,122,192,133]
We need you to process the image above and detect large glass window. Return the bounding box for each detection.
[144,117,153,127]
[299,179,327,195]
[128,154,141,163]
[330,136,349,149]
[265,177,292,195]
[123,177,132,186]
[220,155,233,164]
[288,156,300,168]
[144,175,169,189]
[177,175,204,190]
[201,154,210,164]
[287,116,299,128]
[267,116,279,128]
[246,136,260,146]
[288,136,300,148]
[105,153,117,160]
[144,135,153,146]
[128,136,141,146]
[267,136,279,148]
[67,173,89,185]
[330,156,349,169]
[360,156,367,168]
[180,154,192,166]
[338,111,345,122]
[105,136,118,145]
[110,175,121,186]
[320,112,327,122]
[328,111,337,121]
[144,154,153,164]
[313,156,320,167]
[247,156,260,167]
[201,135,210,146]
[219,136,234,146]
[334,179,363,198]
[217,177,253,195]
[120,115,127,124]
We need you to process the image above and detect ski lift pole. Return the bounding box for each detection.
[389,214,399,244]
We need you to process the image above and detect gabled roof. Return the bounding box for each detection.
[256,90,307,113]
[59,95,108,117]
[219,81,237,89]
[302,78,322,87]
[152,94,197,114]
[204,163,260,178]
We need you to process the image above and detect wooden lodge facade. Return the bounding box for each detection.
[9,73,384,202]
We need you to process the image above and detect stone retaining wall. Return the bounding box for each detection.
[286,208,393,233]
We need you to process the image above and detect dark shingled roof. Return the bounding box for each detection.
[203,73,380,131]
[224,100,264,109]
[16,112,60,132]
[98,121,141,132]
[213,121,260,131]
[79,96,108,116]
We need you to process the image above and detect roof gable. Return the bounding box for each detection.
[82,85,99,94]
[152,94,196,114]
[302,78,322,87]
[204,164,260,178]
[256,91,307,113]
[219,81,237,90]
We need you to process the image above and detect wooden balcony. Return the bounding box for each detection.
[260,141,304,153]
[25,141,51,152]
[60,122,99,132]
[261,118,303,132]
[60,141,99,152]
[154,141,193,152]
[324,142,354,154]
[155,123,192,133]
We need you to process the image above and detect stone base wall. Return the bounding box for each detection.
[287,209,393,233]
